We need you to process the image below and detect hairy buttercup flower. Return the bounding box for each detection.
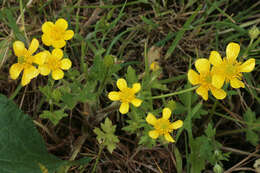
[38,48,72,80]
[108,78,142,114]
[146,108,183,143]
[41,18,74,48]
[9,38,46,86]
[209,42,255,89]
[188,59,226,100]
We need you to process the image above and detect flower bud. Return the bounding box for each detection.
[104,55,115,67]
[249,25,259,40]
[213,163,223,173]
[150,61,160,71]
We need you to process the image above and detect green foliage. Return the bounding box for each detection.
[94,118,119,153]
[40,110,68,126]
[126,65,138,85]
[0,8,25,41]
[0,94,66,173]
[243,108,260,146]
[189,123,229,173]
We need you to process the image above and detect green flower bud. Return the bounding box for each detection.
[104,55,115,67]
[249,25,259,40]
[213,163,223,173]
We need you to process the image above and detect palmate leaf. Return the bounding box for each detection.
[0,94,66,173]
[94,118,119,153]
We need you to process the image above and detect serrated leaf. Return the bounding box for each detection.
[0,94,66,173]
[205,123,216,139]
[243,108,256,123]
[246,130,259,146]
[40,110,68,126]
[94,118,119,153]
[126,66,137,85]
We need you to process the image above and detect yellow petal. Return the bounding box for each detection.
[162,107,171,120]
[117,78,127,91]
[108,91,120,101]
[149,130,159,139]
[210,87,226,100]
[52,49,63,60]
[188,69,200,85]
[226,42,240,62]
[209,51,222,66]
[52,69,64,80]
[42,21,54,33]
[52,40,66,48]
[230,78,244,88]
[24,65,39,79]
[42,34,52,46]
[22,66,39,86]
[28,38,39,55]
[55,18,68,31]
[196,85,208,100]
[132,83,141,93]
[119,102,129,114]
[9,63,23,79]
[164,133,175,143]
[195,58,210,74]
[60,58,72,70]
[146,113,157,125]
[33,51,49,65]
[21,74,31,86]
[170,120,183,130]
[212,74,225,89]
[239,58,255,72]
[13,41,26,57]
[39,64,51,76]
[64,30,74,40]
[131,98,142,107]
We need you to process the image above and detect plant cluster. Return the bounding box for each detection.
[1,1,260,173]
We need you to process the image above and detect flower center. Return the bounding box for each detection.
[119,88,135,103]
[47,56,61,70]
[222,59,242,81]
[154,118,172,134]
[18,54,34,64]
[50,26,64,40]
[225,64,236,76]
[18,56,26,64]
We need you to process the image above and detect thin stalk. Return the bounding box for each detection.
[9,84,23,100]
[146,86,198,100]
[91,144,104,173]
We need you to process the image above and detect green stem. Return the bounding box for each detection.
[9,84,23,100]
[243,38,254,58]
[146,86,198,100]
[91,144,104,173]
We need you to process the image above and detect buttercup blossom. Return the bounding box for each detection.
[209,42,255,89]
[146,108,183,143]
[188,58,226,100]
[9,38,46,86]
[108,78,142,114]
[41,18,74,48]
[38,48,72,80]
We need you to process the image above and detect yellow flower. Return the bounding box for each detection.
[150,61,160,71]
[9,38,46,86]
[41,18,74,48]
[146,108,183,143]
[188,59,226,100]
[108,78,142,114]
[38,49,72,80]
[209,42,255,89]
